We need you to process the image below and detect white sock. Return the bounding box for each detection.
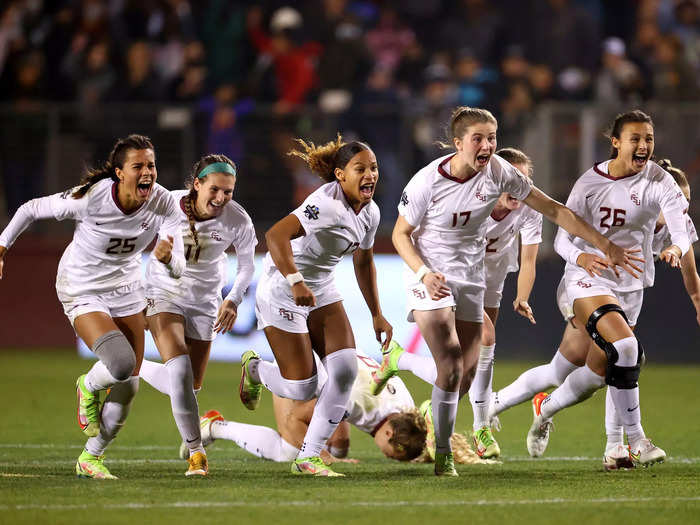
[257,361,315,399]
[139,359,171,395]
[605,386,624,449]
[493,350,578,416]
[165,355,202,452]
[298,348,357,459]
[210,420,299,462]
[469,344,495,429]
[609,386,645,448]
[540,365,605,419]
[432,385,459,454]
[84,360,119,392]
[397,352,437,385]
[85,376,139,457]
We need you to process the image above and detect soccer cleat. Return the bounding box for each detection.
[419,399,435,461]
[179,410,225,460]
[603,444,635,471]
[76,374,100,437]
[473,426,501,459]
[75,450,117,479]
[185,451,208,476]
[434,452,458,477]
[526,392,554,457]
[370,340,405,395]
[239,350,262,410]
[291,456,345,477]
[630,438,666,467]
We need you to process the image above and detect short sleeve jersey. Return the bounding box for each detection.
[345,351,415,435]
[52,179,180,297]
[263,181,380,285]
[559,160,690,291]
[484,205,542,273]
[397,153,532,282]
[145,190,257,305]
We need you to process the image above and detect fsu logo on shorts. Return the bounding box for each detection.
[630,193,641,206]
[400,191,409,206]
[278,308,294,321]
[412,288,426,300]
[146,298,155,309]
[304,204,320,220]
[576,280,592,288]
[210,231,222,241]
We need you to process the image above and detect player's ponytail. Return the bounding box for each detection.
[72,134,154,198]
[657,158,690,197]
[287,134,372,183]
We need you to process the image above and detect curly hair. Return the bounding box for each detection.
[413,432,502,465]
[287,134,372,183]
[386,409,428,461]
[72,134,154,198]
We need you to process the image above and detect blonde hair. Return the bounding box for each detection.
[387,408,428,461]
[413,432,502,465]
[288,134,372,183]
[437,106,498,149]
[657,158,690,197]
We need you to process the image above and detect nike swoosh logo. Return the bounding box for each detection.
[95,221,108,225]
[475,400,486,404]
[627,405,639,412]
[186,437,199,443]
[328,419,342,425]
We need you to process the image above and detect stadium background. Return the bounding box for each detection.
[1,0,699,360]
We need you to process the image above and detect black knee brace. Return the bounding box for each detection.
[585,304,643,389]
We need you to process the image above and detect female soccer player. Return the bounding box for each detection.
[0,134,184,479]
[138,154,257,476]
[239,135,392,477]
[391,106,638,476]
[525,111,691,467]
[372,147,542,460]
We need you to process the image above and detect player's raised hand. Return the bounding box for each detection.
[576,252,609,278]
[292,281,316,306]
[659,245,682,269]
[373,313,393,350]
[513,298,536,324]
[214,300,238,333]
[424,272,451,301]
[154,235,174,264]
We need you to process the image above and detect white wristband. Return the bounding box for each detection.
[286,271,304,286]
[415,265,430,283]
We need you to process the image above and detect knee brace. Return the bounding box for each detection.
[93,330,136,381]
[585,306,643,389]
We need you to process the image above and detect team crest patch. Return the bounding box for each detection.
[210,231,222,241]
[400,191,409,206]
[630,193,640,206]
[576,280,592,288]
[304,204,320,220]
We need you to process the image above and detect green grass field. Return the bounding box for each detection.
[1,351,699,525]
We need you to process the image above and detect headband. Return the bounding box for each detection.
[197,162,236,179]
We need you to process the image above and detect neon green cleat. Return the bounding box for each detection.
[434,452,458,477]
[291,456,345,477]
[76,375,100,437]
[473,426,501,459]
[75,450,117,479]
[179,409,225,460]
[419,399,435,461]
[239,350,262,410]
[370,340,405,395]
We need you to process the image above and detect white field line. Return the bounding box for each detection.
[1,497,700,512]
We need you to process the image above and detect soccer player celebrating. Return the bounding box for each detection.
[524,110,690,466]
[239,135,392,477]
[138,154,257,476]
[372,147,542,460]
[0,135,185,479]
[390,106,639,476]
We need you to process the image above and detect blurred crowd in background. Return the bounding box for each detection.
[1,0,699,229]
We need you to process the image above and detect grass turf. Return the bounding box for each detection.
[0,351,699,525]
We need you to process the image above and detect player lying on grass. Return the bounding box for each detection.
[183,349,490,469]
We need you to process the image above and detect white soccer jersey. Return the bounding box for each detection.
[484,205,542,273]
[145,190,257,307]
[0,178,184,298]
[554,160,691,291]
[346,352,415,435]
[262,181,380,285]
[398,153,533,282]
[651,212,697,257]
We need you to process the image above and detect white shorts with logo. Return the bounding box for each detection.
[255,268,343,333]
[58,280,145,326]
[560,271,644,326]
[404,268,484,323]
[145,292,218,341]
[483,260,509,309]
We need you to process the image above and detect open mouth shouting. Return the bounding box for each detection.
[631,152,649,170]
[136,178,154,199]
[476,153,491,168]
[359,181,375,199]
